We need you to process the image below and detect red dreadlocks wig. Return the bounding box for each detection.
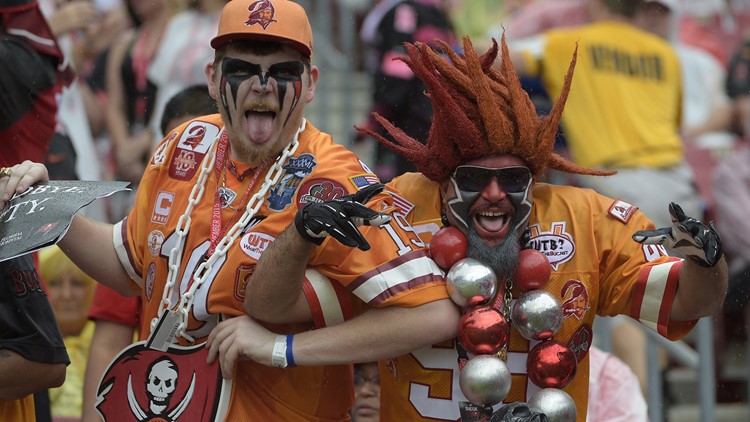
[357,35,615,182]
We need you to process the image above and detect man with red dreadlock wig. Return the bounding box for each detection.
[352,35,727,420]
[200,34,727,421]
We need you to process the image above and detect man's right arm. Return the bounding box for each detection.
[0,349,66,400]
[58,214,138,296]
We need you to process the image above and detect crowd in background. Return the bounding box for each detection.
[2,0,750,420]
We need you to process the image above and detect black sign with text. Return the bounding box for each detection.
[0,180,129,262]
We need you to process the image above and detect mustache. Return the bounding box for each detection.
[244,98,280,113]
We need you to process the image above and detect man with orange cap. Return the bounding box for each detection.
[209,34,727,421]
[1,0,458,420]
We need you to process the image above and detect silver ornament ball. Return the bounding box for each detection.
[528,388,577,422]
[446,258,497,308]
[459,355,512,406]
[510,290,563,340]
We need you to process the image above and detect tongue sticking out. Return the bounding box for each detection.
[476,214,506,233]
[246,111,275,144]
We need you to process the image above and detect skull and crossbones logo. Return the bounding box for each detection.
[127,356,196,421]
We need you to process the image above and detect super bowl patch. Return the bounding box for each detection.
[267,153,317,211]
[296,178,347,208]
[169,122,220,181]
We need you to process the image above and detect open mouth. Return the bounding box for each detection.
[245,109,277,144]
[474,210,509,233]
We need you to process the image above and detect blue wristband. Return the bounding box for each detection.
[286,334,296,368]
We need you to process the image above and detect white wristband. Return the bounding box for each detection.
[272,335,288,368]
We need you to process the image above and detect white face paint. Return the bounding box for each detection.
[441,155,534,247]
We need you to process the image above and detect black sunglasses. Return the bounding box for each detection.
[451,165,531,193]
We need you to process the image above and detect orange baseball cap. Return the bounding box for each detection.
[211,0,313,57]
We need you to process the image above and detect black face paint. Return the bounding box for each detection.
[219,58,305,126]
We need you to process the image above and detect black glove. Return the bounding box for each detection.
[294,183,392,251]
[632,202,723,267]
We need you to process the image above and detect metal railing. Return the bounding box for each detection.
[595,316,717,422]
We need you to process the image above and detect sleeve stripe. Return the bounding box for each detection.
[350,250,444,305]
[302,269,349,328]
[632,260,682,336]
[113,219,142,286]
[302,278,325,329]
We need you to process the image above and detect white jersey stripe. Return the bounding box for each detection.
[305,269,345,327]
[352,255,443,303]
[113,220,142,287]
[639,261,677,332]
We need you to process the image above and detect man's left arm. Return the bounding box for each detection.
[671,258,727,321]
[633,202,728,321]
[244,183,391,323]
[243,226,315,323]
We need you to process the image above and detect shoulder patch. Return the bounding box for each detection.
[348,173,379,190]
[267,153,317,211]
[388,191,414,217]
[169,122,220,181]
[296,178,348,208]
[151,132,178,167]
[608,200,638,224]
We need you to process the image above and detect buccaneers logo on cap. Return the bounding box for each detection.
[245,0,277,29]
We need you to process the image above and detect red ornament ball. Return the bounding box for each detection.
[526,340,577,389]
[457,306,509,355]
[513,248,551,291]
[430,226,468,270]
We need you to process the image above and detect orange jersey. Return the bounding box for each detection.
[0,397,35,422]
[371,173,697,422]
[113,116,446,421]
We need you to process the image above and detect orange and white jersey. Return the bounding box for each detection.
[112,115,446,421]
[368,173,693,422]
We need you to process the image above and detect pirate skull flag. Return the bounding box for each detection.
[96,341,230,422]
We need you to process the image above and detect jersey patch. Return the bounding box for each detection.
[152,133,177,167]
[169,122,219,181]
[151,191,175,225]
[297,178,347,208]
[568,324,592,363]
[239,231,275,260]
[526,222,576,270]
[147,230,165,257]
[234,264,255,301]
[389,191,414,217]
[145,262,156,301]
[560,279,589,321]
[608,200,638,224]
[267,153,317,211]
[348,173,379,190]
